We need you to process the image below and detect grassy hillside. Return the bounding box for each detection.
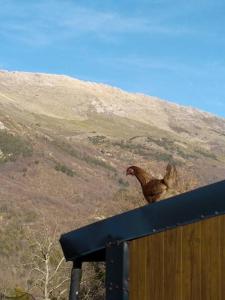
[0,70,225,297]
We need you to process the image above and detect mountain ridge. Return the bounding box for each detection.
[0,69,219,119]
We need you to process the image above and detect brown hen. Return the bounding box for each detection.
[126,163,177,204]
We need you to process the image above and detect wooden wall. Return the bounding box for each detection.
[129,215,225,300]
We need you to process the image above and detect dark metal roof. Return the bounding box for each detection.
[60,179,225,262]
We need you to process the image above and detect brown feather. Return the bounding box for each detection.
[126,163,177,204]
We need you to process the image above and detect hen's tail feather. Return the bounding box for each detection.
[163,163,178,188]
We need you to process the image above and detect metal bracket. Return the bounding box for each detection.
[105,241,129,300]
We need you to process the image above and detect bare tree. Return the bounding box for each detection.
[24,222,70,300]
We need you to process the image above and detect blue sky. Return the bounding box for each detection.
[0,0,225,118]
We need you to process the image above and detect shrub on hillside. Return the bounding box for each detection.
[0,131,33,162]
[55,163,75,177]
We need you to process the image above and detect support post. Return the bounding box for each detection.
[105,241,129,300]
[69,261,82,300]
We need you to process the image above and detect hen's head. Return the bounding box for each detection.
[126,166,137,176]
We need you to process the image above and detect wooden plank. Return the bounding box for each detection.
[163,227,182,300]
[181,221,201,300]
[220,215,225,299]
[137,237,147,300]
[129,239,138,300]
[145,232,164,300]
[129,238,148,300]
[201,217,221,300]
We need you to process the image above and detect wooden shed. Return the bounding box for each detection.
[60,180,225,300]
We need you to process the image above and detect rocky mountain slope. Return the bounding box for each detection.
[0,70,225,291]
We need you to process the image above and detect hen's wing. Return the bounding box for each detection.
[138,168,154,183]
[142,179,167,203]
[163,163,178,188]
